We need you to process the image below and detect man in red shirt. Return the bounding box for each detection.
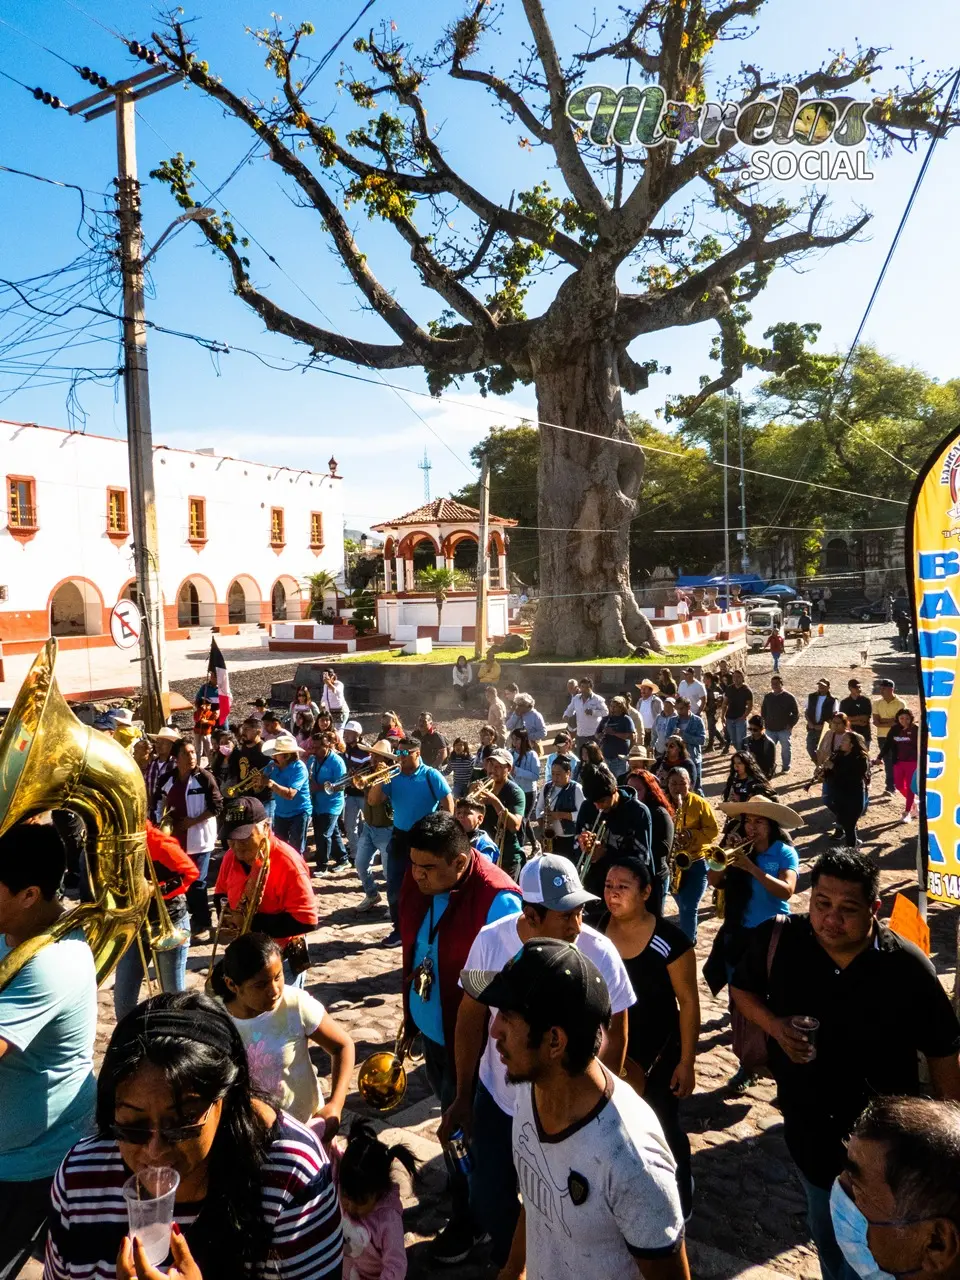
[214,797,318,985]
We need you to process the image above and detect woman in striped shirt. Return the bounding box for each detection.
[45,992,342,1280]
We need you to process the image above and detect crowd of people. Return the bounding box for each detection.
[0,650,951,1280]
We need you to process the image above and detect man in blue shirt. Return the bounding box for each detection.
[307,731,349,872]
[262,732,313,856]
[0,821,97,1278]
[368,736,453,945]
[664,695,707,792]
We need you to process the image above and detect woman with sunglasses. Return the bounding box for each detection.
[45,991,342,1280]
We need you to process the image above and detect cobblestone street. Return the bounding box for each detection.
[23,619,935,1280]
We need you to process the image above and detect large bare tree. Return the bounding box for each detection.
[150,2,955,656]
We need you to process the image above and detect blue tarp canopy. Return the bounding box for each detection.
[677,572,768,595]
[762,583,797,597]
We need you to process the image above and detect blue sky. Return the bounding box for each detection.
[1,0,958,531]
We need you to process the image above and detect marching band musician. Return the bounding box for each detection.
[704,797,802,1093]
[666,767,719,944]
[307,730,349,873]
[477,748,526,880]
[574,763,653,916]
[213,797,318,988]
[532,756,584,856]
[233,717,275,816]
[112,821,199,1020]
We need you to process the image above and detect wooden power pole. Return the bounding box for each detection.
[475,454,491,658]
[69,65,181,730]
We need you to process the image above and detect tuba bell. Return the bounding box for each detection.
[0,639,149,990]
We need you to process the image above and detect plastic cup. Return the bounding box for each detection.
[122,1166,180,1266]
[791,1015,820,1061]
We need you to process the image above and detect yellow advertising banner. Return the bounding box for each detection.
[909,426,960,906]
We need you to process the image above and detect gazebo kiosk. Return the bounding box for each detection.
[373,499,515,646]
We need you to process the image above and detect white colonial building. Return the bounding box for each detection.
[0,420,344,656]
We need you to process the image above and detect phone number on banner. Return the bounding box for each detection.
[927,872,960,904]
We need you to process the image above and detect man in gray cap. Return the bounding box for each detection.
[439,854,635,1270]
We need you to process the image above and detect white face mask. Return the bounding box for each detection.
[829,1179,922,1280]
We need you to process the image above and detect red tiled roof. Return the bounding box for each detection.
[372,498,516,530]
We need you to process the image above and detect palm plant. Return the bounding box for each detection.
[416,566,458,629]
[302,570,340,622]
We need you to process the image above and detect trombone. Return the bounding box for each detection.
[323,760,400,795]
[575,814,608,880]
[357,1020,418,1111]
[134,845,191,997]
[207,842,272,979]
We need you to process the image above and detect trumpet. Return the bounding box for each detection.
[224,768,266,799]
[357,1021,412,1111]
[465,777,497,801]
[704,838,755,870]
[576,814,608,880]
[323,761,400,794]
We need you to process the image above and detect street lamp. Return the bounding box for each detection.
[142,208,215,266]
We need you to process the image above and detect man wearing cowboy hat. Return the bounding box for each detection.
[732,848,960,1280]
[146,726,180,823]
[261,732,312,856]
[634,679,663,750]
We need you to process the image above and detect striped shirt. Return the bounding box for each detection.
[44,1112,342,1279]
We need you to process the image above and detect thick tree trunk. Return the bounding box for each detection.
[530,341,663,658]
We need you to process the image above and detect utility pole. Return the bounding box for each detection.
[723,393,731,605]
[737,393,748,575]
[69,62,181,731]
[475,453,491,659]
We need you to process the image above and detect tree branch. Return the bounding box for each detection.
[520,0,609,218]
[153,23,434,355]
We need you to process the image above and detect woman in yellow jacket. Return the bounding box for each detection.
[666,767,720,943]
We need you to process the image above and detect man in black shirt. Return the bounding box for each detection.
[414,712,449,769]
[732,850,960,1280]
[721,669,753,752]
[575,764,652,912]
[761,675,800,773]
[742,715,776,778]
[233,717,274,812]
[838,678,872,747]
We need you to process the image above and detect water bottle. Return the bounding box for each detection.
[448,1126,473,1175]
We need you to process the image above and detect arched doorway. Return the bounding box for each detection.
[50,579,102,636]
[120,580,137,605]
[412,541,436,575]
[452,537,478,576]
[270,575,302,621]
[227,575,262,624]
[176,576,216,628]
[826,538,850,571]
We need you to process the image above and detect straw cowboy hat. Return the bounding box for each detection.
[717,796,804,830]
[262,733,300,756]
[636,679,659,693]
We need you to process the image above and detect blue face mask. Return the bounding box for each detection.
[829,1179,923,1280]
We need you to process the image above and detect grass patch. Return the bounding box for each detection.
[337,640,723,666]
[337,644,529,665]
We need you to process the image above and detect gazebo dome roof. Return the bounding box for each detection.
[372,498,516,530]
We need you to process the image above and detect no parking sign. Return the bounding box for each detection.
[110,599,142,650]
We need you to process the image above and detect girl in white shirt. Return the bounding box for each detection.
[212,932,355,1133]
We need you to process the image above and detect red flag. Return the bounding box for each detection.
[209,638,232,726]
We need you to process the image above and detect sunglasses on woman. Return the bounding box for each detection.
[110,1104,215,1145]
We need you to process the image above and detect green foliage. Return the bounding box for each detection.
[302,570,340,622]
[416,566,458,627]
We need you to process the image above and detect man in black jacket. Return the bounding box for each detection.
[761,676,800,773]
[805,679,839,764]
[574,764,652,914]
[742,715,776,778]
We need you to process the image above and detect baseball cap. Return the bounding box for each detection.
[344,720,363,734]
[221,796,267,841]
[487,748,513,766]
[107,707,135,725]
[461,937,611,1029]
[518,854,597,912]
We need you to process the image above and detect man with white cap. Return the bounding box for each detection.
[441,854,635,1269]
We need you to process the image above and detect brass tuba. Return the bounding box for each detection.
[0,639,149,990]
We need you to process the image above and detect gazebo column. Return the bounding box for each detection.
[395,558,406,592]
[384,558,393,592]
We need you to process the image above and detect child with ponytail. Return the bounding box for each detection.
[333,1119,418,1280]
[211,931,355,1132]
